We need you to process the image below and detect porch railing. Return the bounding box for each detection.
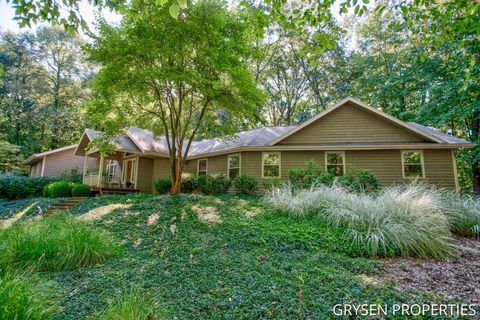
[83,173,123,188]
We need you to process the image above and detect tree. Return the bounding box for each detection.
[87,0,264,194]
[0,27,90,157]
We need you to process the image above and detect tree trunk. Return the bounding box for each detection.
[170,149,183,195]
[472,110,480,195]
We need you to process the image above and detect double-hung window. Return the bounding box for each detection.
[262,152,281,178]
[228,154,241,179]
[401,151,425,178]
[325,151,345,176]
[198,159,208,176]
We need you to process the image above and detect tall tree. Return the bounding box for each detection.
[87,0,264,194]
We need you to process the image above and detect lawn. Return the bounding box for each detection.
[1,194,427,319]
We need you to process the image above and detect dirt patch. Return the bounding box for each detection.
[191,205,221,224]
[244,207,262,219]
[78,204,131,222]
[147,214,159,225]
[379,237,480,304]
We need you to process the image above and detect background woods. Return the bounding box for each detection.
[0,0,479,193]
[0,26,91,173]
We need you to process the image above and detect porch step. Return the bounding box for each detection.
[45,197,89,215]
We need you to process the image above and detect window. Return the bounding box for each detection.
[325,151,345,176]
[262,152,281,178]
[198,159,208,176]
[228,154,241,179]
[402,151,425,178]
[107,160,117,177]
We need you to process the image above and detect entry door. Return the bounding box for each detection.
[123,159,136,186]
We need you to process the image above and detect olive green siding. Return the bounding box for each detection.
[151,158,171,192]
[182,149,456,192]
[185,155,228,176]
[278,102,425,144]
[136,157,154,193]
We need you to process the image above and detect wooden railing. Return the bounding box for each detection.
[83,173,123,188]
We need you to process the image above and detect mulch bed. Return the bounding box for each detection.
[379,237,480,304]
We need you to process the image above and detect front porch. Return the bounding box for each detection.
[82,151,140,195]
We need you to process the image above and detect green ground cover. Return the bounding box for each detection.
[1,194,421,319]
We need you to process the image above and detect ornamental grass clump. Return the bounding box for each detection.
[0,214,122,272]
[0,272,56,319]
[99,290,161,320]
[265,183,457,259]
[440,193,480,239]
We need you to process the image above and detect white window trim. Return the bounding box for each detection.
[401,150,425,179]
[197,158,208,177]
[122,158,137,185]
[227,154,241,179]
[325,151,346,175]
[261,152,281,179]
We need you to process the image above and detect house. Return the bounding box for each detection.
[74,97,474,193]
[24,144,99,178]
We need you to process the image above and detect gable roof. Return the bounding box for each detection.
[269,96,445,145]
[24,144,78,165]
[189,126,295,156]
[407,122,472,145]
[69,97,473,160]
[74,129,141,156]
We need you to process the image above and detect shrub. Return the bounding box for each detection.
[0,214,122,272]
[59,167,83,183]
[197,174,231,195]
[337,167,380,192]
[181,173,197,193]
[155,179,172,194]
[99,290,160,320]
[287,160,379,192]
[265,183,457,259]
[47,181,72,198]
[71,184,91,197]
[262,178,282,192]
[0,272,56,319]
[0,174,58,200]
[234,175,258,195]
[288,160,335,188]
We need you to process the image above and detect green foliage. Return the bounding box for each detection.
[56,194,407,319]
[0,272,56,319]
[0,140,26,174]
[99,290,161,320]
[441,193,480,239]
[59,167,83,183]
[180,172,197,193]
[288,160,335,188]
[233,175,258,195]
[87,0,265,190]
[154,179,172,194]
[0,214,122,272]
[337,167,380,192]
[266,183,457,259]
[288,160,379,192]
[71,184,91,197]
[261,177,282,191]
[46,181,72,198]
[0,174,58,200]
[197,174,231,195]
[0,27,90,157]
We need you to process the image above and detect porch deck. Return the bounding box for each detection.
[91,186,140,196]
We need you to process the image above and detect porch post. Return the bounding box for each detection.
[83,155,88,180]
[40,156,46,177]
[97,155,105,187]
